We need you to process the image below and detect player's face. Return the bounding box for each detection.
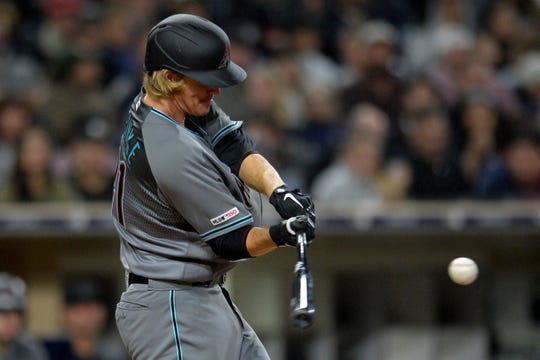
[177,77,221,116]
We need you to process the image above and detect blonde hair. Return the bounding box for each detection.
[142,69,185,99]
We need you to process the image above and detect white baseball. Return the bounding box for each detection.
[448,257,478,285]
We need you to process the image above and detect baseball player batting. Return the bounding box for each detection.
[112,14,315,360]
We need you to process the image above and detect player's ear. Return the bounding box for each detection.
[165,70,183,82]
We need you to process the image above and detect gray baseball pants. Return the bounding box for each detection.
[115,280,270,360]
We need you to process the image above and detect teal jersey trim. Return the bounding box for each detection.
[200,214,253,240]
[186,117,208,136]
[169,290,183,360]
[151,109,204,139]
[210,121,243,146]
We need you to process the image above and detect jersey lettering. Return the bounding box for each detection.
[127,142,141,165]
[123,116,141,166]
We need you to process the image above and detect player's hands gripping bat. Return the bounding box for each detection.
[268,215,314,247]
[290,231,315,329]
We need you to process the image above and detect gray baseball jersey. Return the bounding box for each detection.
[113,93,270,359]
[112,93,262,283]
[112,96,269,360]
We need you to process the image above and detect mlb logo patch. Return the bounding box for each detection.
[210,207,239,226]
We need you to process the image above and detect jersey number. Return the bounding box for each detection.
[114,161,127,227]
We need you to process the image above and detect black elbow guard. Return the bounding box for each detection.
[207,225,253,260]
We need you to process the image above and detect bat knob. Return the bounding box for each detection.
[293,310,315,329]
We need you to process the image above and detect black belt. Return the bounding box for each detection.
[128,273,218,287]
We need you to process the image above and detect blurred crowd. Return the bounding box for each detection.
[0,272,128,360]
[1,0,540,205]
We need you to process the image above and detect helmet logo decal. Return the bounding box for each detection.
[218,45,230,69]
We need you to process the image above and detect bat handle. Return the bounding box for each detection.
[290,232,315,329]
[296,231,307,263]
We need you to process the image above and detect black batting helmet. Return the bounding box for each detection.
[144,14,247,88]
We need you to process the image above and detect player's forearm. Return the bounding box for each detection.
[239,153,285,197]
[246,227,278,257]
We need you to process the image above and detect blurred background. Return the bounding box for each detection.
[1,0,540,359]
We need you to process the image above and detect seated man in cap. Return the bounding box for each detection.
[0,272,49,360]
[43,276,128,360]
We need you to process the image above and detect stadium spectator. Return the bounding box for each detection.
[426,0,480,30]
[0,272,49,360]
[339,20,403,118]
[346,102,390,143]
[456,92,502,183]
[0,1,50,107]
[391,77,443,158]
[287,86,345,188]
[100,4,151,107]
[426,20,523,118]
[311,135,386,204]
[38,53,115,146]
[0,98,35,189]
[0,0,538,201]
[0,126,78,202]
[43,276,128,360]
[403,107,469,199]
[460,56,522,119]
[513,51,540,131]
[345,101,394,159]
[241,62,305,131]
[336,23,368,88]
[67,115,116,201]
[36,0,82,66]
[427,24,475,109]
[283,0,342,58]
[474,128,540,199]
[291,22,342,92]
[312,102,411,203]
[357,20,399,71]
[480,0,536,70]
[472,32,503,70]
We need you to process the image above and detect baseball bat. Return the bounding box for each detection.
[290,231,315,329]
